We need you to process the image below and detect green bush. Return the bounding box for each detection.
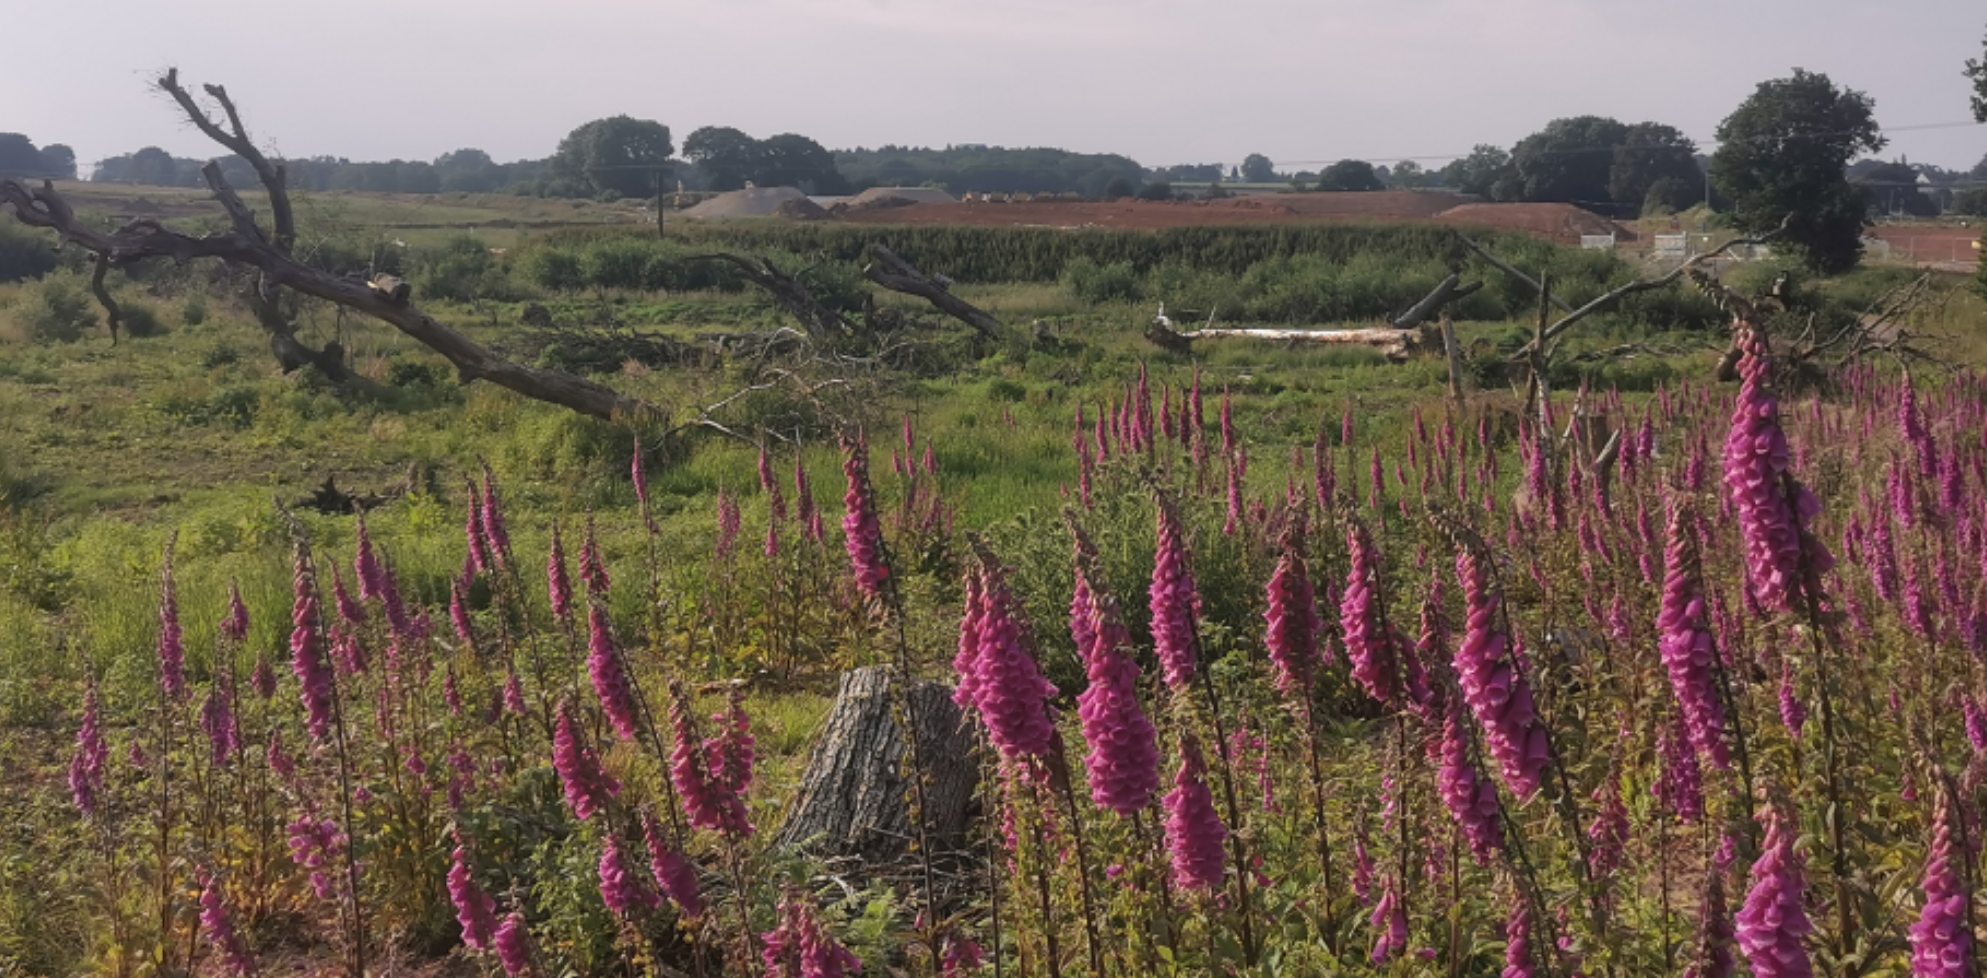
[1061,257,1143,304]
[0,219,60,283]
[10,274,97,342]
[119,300,167,338]
[411,235,505,302]
[179,292,207,326]
[523,247,585,292]
[580,238,658,290]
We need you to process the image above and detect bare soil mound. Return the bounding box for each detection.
[773,197,832,221]
[683,186,813,219]
[1434,203,1634,244]
[847,186,957,207]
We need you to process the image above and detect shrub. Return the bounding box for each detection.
[581,238,658,291]
[0,218,58,283]
[1061,258,1142,304]
[179,292,207,326]
[10,274,97,342]
[119,300,167,339]
[411,235,502,302]
[523,247,585,293]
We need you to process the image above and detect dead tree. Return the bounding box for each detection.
[0,71,657,423]
[686,253,855,340]
[772,667,979,866]
[1488,215,1797,365]
[863,244,1009,343]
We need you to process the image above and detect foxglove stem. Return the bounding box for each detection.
[1659,497,1733,769]
[1909,785,1971,978]
[1265,508,1322,699]
[968,555,1058,766]
[1163,733,1227,891]
[841,429,891,601]
[1149,496,1202,690]
[1453,540,1549,799]
[1736,805,1814,978]
[1071,522,1159,816]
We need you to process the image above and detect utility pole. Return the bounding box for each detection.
[656,168,666,240]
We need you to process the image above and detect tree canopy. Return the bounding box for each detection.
[1608,123,1701,212]
[1510,116,1628,208]
[1442,145,1515,200]
[1711,68,1884,274]
[1240,153,1276,183]
[0,134,74,180]
[1313,159,1385,192]
[1967,22,1987,122]
[1858,161,1938,217]
[835,145,1144,197]
[551,115,673,199]
[684,126,760,191]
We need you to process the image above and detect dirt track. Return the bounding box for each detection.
[833,190,1631,245]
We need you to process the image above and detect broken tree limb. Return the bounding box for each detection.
[1508,214,1795,363]
[863,244,1009,342]
[686,252,852,340]
[1390,273,1484,329]
[2,168,654,423]
[1457,234,1575,314]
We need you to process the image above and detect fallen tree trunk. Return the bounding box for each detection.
[771,666,978,866]
[863,244,1009,343]
[1145,324,1422,360]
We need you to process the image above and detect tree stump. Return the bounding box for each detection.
[771,666,978,866]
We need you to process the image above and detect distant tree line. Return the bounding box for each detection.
[0,133,78,180]
[833,145,1146,198]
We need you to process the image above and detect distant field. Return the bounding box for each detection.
[44,180,657,247]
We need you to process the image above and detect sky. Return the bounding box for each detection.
[6,0,1985,176]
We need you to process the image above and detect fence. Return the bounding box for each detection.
[1579,234,1615,251]
[1653,234,1687,259]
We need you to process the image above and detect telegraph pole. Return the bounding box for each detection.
[656,168,666,239]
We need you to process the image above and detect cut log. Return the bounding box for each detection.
[772,667,978,866]
[863,244,1009,343]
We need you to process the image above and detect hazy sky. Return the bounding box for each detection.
[8,0,1985,175]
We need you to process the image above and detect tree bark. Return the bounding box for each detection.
[772,667,978,865]
[863,244,1009,342]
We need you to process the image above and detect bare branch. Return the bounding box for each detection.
[158,69,295,253]
[3,166,655,423]
[685,253,853,339]
[1456,234,1575,313]
[88,254,122,344]
[1508,214,1795,362]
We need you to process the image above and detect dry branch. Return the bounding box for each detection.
[1390,272,1483,329]
[685,253,853,339]
[1495,214,1795,363]
[862,244,1008,342]
[2,167,653,422]
[1456,234,1574,313]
